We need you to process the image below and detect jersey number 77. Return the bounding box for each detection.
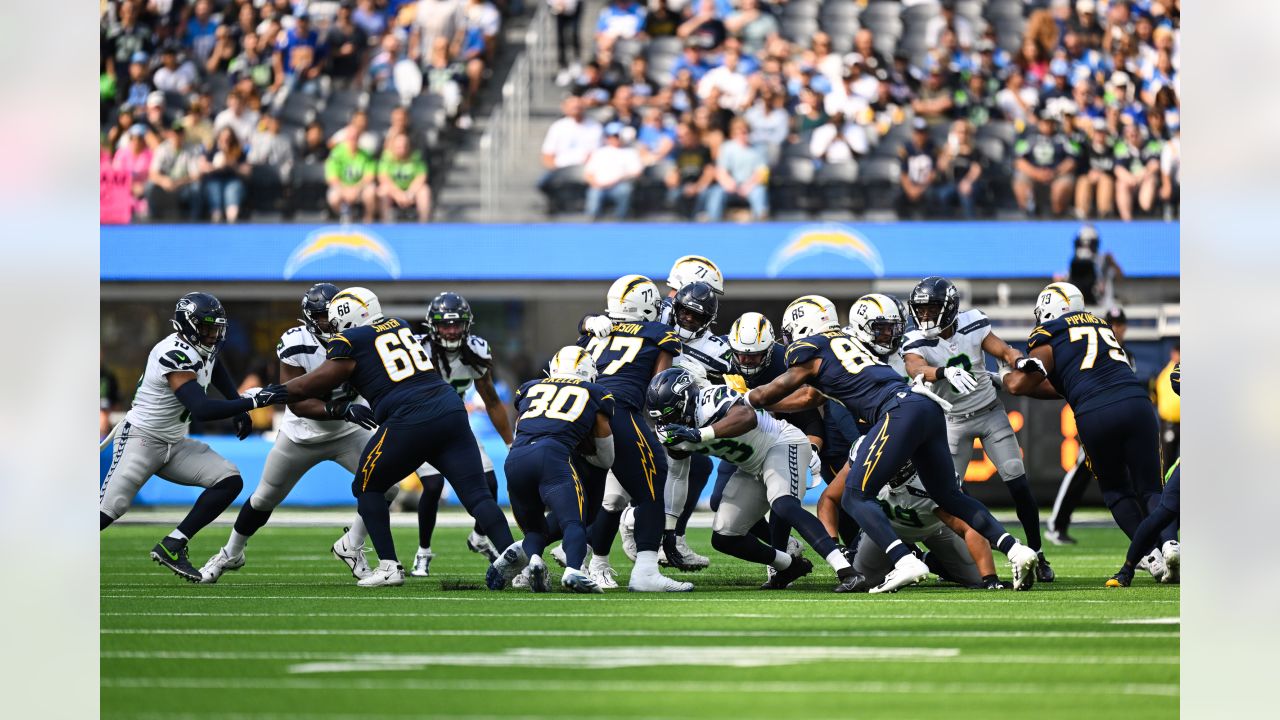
[585,336,643,375]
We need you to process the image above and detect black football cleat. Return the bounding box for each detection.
[661,531,706,573]
[151,536,201,583]
[1036,552,1056,583]
[1106,570,1133,588]
[833,568,872,593]
[760,556,813,590]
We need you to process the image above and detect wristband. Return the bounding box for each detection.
[699,427,716,443]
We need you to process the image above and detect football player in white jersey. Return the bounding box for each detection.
[648,368,862,590]
[199,284,399,584]
[100,293,289,581]
[901,277,1055,582]
[410,292,515,576]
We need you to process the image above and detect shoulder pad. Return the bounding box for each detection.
[157,346,200,373]
[1027,324,1055,348]
[784,336,825,366]
[467,335,492,359]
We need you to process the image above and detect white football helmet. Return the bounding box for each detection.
[781,295,840,343]
[727,312,776,378]
[667,255,725,294]
[848,293,907,357]
[1034,282,1086,323]
[329,287,384,332]
[606,274,661,322]
[547,346,598,382]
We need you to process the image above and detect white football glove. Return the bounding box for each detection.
[583,314,613,338]
[807,444,824,489]
[942,366,978,394]
[1015,356,1047,376]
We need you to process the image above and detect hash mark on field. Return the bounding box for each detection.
[100,628,1178,639]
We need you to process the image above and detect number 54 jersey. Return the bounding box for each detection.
[511,378,615,452]
[577,320,682,410]
[1027,310,1146,416]
[665,385,807,476]
[327,317,460,423]
[784,330,908,426]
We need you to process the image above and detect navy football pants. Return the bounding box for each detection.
[586,406,667,554]
[506,443,591,570]
[1076,397,1165,540]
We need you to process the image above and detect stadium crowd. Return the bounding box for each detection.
[100,0,510,223]
[539,0,1180,221]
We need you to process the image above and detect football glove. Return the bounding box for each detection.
[252,383,290,407]
[659,424,702,446]
[232,412,253,440]
[807,444,824,488]
[1015,356,1047,375]
[942,366,978,394]
[583,314,613,339]
[327,401,378,430]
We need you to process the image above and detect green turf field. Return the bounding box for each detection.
[101,522,1178,719]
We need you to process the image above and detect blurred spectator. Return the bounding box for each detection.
[810,112,869,167]
[584,122,643,220]
[367,32,404,93]
[1017,36,1050,86]
[105,1,155,89]
[326,3,370,89]
[928,0,976,50]
[424,36,465,117]
[200,128,250,223]
[697,48,750,112]
[644,0,681,39]
[206,26,239,76]
[951,72,998,128]
[154,45,199,95]
[325,128,378,222]
[354,0,389,37]
[182,92,216,152]
[330,110,371,149]
[854,29,890,76]
[274,12,326,96]
[248,113,296,185]
[299,120,330,163]
[1160,126,1180,218]
[140,91,172,141]
[745,87,789,161]
[898,118,938,219]
[539,96,604,208]
[147,122,203,221]
[1013,112,1076,216]
[1067,224,1122,306]
[725,0,777,58]
[377,132,433,222]
[457,0,503,129]
[597,0,647,44]
[228,31,275,94]
[636,107,675,165]
[1076,118,1116,219]
[411,0,465,72]
[214,91,261,144]
[123,52,154,111]
[551,0,585,87]
[183,0,221,65]
[666,122,715,219]
[934,119,985,219]
[678,0,727,50]
[996,67,1039,130]
[912,67,954,126]
[1072,0,1105,49]
[1113,119,1160,221]
[706,118,769,221]
[114,125,154,220]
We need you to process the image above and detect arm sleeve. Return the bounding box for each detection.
[210,361,240,400]
[173,379,255,421]
[586,434,615,469]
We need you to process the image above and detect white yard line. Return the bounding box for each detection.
[101,627,1178,639]
[99,610,1169,622]
[99,592,1180,604]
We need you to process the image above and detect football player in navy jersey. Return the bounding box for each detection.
[1107,362,1180,588]
[499,347,617,593]
[1005,282,1174,568]
[743,295,1040,593]
[277,287,515,587]
[575,274,692,592]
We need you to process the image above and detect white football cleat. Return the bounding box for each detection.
[628,569,694,592]
[410,548,434,577]
[332,531,372,579]
[561,567,604,594]
[619,506,638,561]
[1139,550,1167,581]
[467,531,500,562]
[512,566,532,589]
[485,542,530,590]
[587,555,619,589]
[1007,543,1039,591]
[199,548,245,584]
[1160,541,1180,584]
[550,544,569,568]
[527,555,550,593]
[674,535,710,570]
[357,559,405,587]
[870,554,930,594]
[786,536,804,559]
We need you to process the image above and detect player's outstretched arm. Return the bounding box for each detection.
[474,373,514,446]
[282,358,355,400]
[279,361,329,420]
[705,403,759,439]
[934,508,997,579]
[744,361,817,411]
[902,351,946,384]
[1003,345,1057,397]
[982,331,1024,366]
[167,371,283,422]
[817,464,848,539]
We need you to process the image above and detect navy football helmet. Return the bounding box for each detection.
[646,368,699,426]
[172,292,227,358]
[426,292,474,350]
[300,282,340,341]
[671,281,719,340]
[908,276,960,338]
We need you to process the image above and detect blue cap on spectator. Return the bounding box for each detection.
[131,51,150,65]
[129,124,147,137]
[911,117,928,131]
[1050,58,1069,77]
[604,122,624,138]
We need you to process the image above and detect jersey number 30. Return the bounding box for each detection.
[521,384,590,422]
[375,328,435,381]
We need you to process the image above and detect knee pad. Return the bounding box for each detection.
[998,458,1026,482]
[602,492,629,513]
[248,493,278,512]
[215,475,244,495]
[710,531,743,554]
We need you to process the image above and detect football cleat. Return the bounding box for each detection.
[485,543,529,591]
[410,548,434,577]
[562,567,604,594]
[151,537,201,583]
[587,556,620,589]
[357,559,405,587]
[1160,541,1180,584]
[512,566,532,589]
[467,531,500,563]
[870,554,930,594]
[1139,550,1167,582]
[1044,527,1077,546]
[628,569,694,592]
[760,556,813,590]
[833,571,872,593]
[332,528,372,580]
[981,576,1013,590]
[619,506,638,561]
[1008,543,1039,591]
[527,555,550,593]
[1035,552,1056,583]
[1106,570,1133,588]
[550,544,569,568]
[199,547,245,584]
[660,532,708,572]
[674,535,710,570]
[785,536,804,559]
